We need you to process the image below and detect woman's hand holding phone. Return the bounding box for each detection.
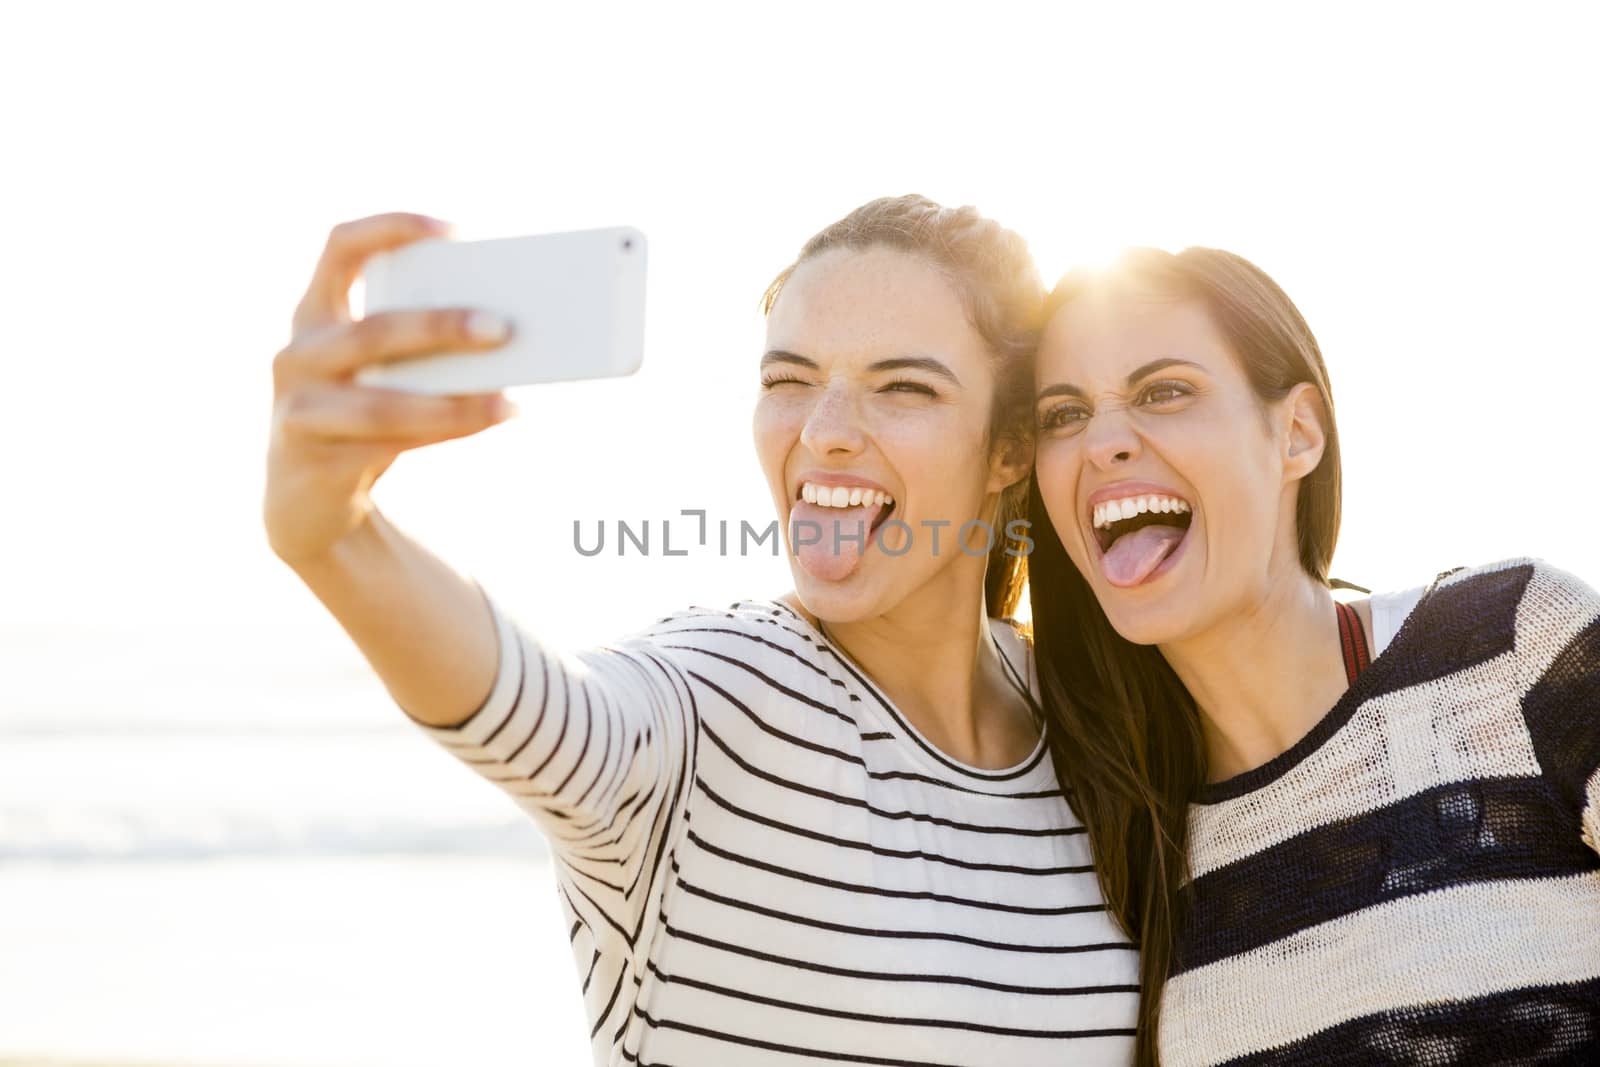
[264,212,517,568]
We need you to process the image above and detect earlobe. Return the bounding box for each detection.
[989,434,1034,493]
[1283,383,1327,480]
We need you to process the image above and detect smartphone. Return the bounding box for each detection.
[354,226,647,395]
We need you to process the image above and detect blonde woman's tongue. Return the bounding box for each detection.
[790,501,876,581]
[1101,524,1185,588]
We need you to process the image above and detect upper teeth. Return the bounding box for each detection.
[1093,494,1190,529]
[801,482,893,508]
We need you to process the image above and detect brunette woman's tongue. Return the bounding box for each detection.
[1102,524,1185,588]
[790,500,875,581]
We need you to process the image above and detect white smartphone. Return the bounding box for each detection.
[354,226,647,395]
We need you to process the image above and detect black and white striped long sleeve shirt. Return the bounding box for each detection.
[1163,559,1600,1065]
[411,596,1139,1066]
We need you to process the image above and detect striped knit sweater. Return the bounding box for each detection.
[410,595,1139,1066]
[1162,559,1600,1065]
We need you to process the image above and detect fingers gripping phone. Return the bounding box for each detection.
[355,226,647,395]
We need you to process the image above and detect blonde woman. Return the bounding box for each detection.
[265,197,1139,1066]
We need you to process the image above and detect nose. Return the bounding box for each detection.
[799,381,867,457]
[1084,408,1141,471]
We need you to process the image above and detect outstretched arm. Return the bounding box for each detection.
[265,215,693,911]
[266,213,516,728]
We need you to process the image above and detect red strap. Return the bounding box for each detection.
[1336,601,1371,684]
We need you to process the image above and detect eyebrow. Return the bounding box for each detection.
[759,351,962,386]
[761,350,819,371]
[868,356,961,386]
[1036,357,1206,403]
[1126,357,1204,383]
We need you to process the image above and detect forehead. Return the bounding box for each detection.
[765,246,987,366]
[1038,289,1231,381]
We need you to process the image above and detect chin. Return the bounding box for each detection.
[787,569,886,625]
[1098,596,1195,647]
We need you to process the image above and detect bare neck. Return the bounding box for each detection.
[788,560,1036,771]
[1159,570,1351,783]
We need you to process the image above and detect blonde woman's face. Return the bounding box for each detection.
[753,246,1021,624]
[1032,291,1315,645]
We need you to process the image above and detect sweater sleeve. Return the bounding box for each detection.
[1516,561,1600,857]
[406,587,698,928]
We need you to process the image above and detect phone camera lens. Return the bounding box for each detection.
[621,237,634,251]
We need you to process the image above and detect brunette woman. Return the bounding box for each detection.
[1026,248,1600,1065]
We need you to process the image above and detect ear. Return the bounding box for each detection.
[988,431,1034,495]
[1280,382,1327,483]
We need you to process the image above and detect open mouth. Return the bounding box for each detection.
[788,480,898,582]
[798,481,897,536]
[1090,492,1193,588]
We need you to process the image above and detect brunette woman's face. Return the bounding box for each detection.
[753,246,1024,623]
[1032,289,1324,645]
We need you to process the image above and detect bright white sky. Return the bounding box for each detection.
[3,0,1597,650]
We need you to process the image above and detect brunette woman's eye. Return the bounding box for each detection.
[881,380,937,397]
[1039,402,1090,432]
[760,375,811,389]
[1138,380,1194,406]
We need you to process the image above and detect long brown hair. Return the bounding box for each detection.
[1027,247,1343,1065]
[760,193,1044,618]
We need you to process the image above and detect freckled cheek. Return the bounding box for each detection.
[881,407,988,496]
[751,400,805,490]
